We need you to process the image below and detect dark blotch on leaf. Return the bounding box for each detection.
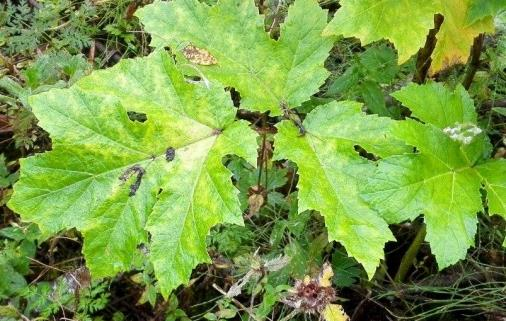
[127,111,147,123]
[165,147,175,162]
[119,165,145,196]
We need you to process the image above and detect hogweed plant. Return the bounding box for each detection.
[8,0,506,297]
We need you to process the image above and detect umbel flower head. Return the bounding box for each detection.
[443,122,483,145]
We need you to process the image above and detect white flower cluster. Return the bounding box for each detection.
[443,122,483,145]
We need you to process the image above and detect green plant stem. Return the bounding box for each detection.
[372,260,391,286]
[394,224,427,283]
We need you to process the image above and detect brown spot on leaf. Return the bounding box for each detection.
[182,44,218,65]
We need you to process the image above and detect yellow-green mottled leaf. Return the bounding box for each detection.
[323,0,440,63]
[273,101,403,277]
[431,0,494,73]
[324,0,496,73]
[363,83,505,269]
[8,51,257,297]
[136,0,334,115]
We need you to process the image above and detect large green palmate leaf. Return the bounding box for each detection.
[136,0,334,115]
[7,51,257,297]
[362,83,506,268]
[273,101,408,277]
[323,0,495,73]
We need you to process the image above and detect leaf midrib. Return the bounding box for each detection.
[13,134,219,205]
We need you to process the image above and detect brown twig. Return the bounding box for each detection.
[94,41,122,65]
[482,99,506,109]
[27,0,41,9]
[414,14,444,84]
[350,289,372,321]
[212,283,262,321]
[268,0,284,38]
[236,109,276,125]
[0,115,12,134]
[125,0,142,20]
[462,34,485,90]
[88,40,96,62]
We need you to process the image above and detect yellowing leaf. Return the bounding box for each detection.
[8,51,258,297]
[318,263,334,288]
[323,0,441,63]
[137,0,334,115]
[274,101,405,277]
[322,304,350,321]
[324,0,496,73]
[431,0,494,73]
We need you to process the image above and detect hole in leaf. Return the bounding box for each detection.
[227,87,241,107]
[127,111,147,123]
[184,75,202,82]
[354,145,377,161]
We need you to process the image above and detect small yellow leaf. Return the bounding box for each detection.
[318,262,334,287]
[182,44,218,65]
[322,304,350,321]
